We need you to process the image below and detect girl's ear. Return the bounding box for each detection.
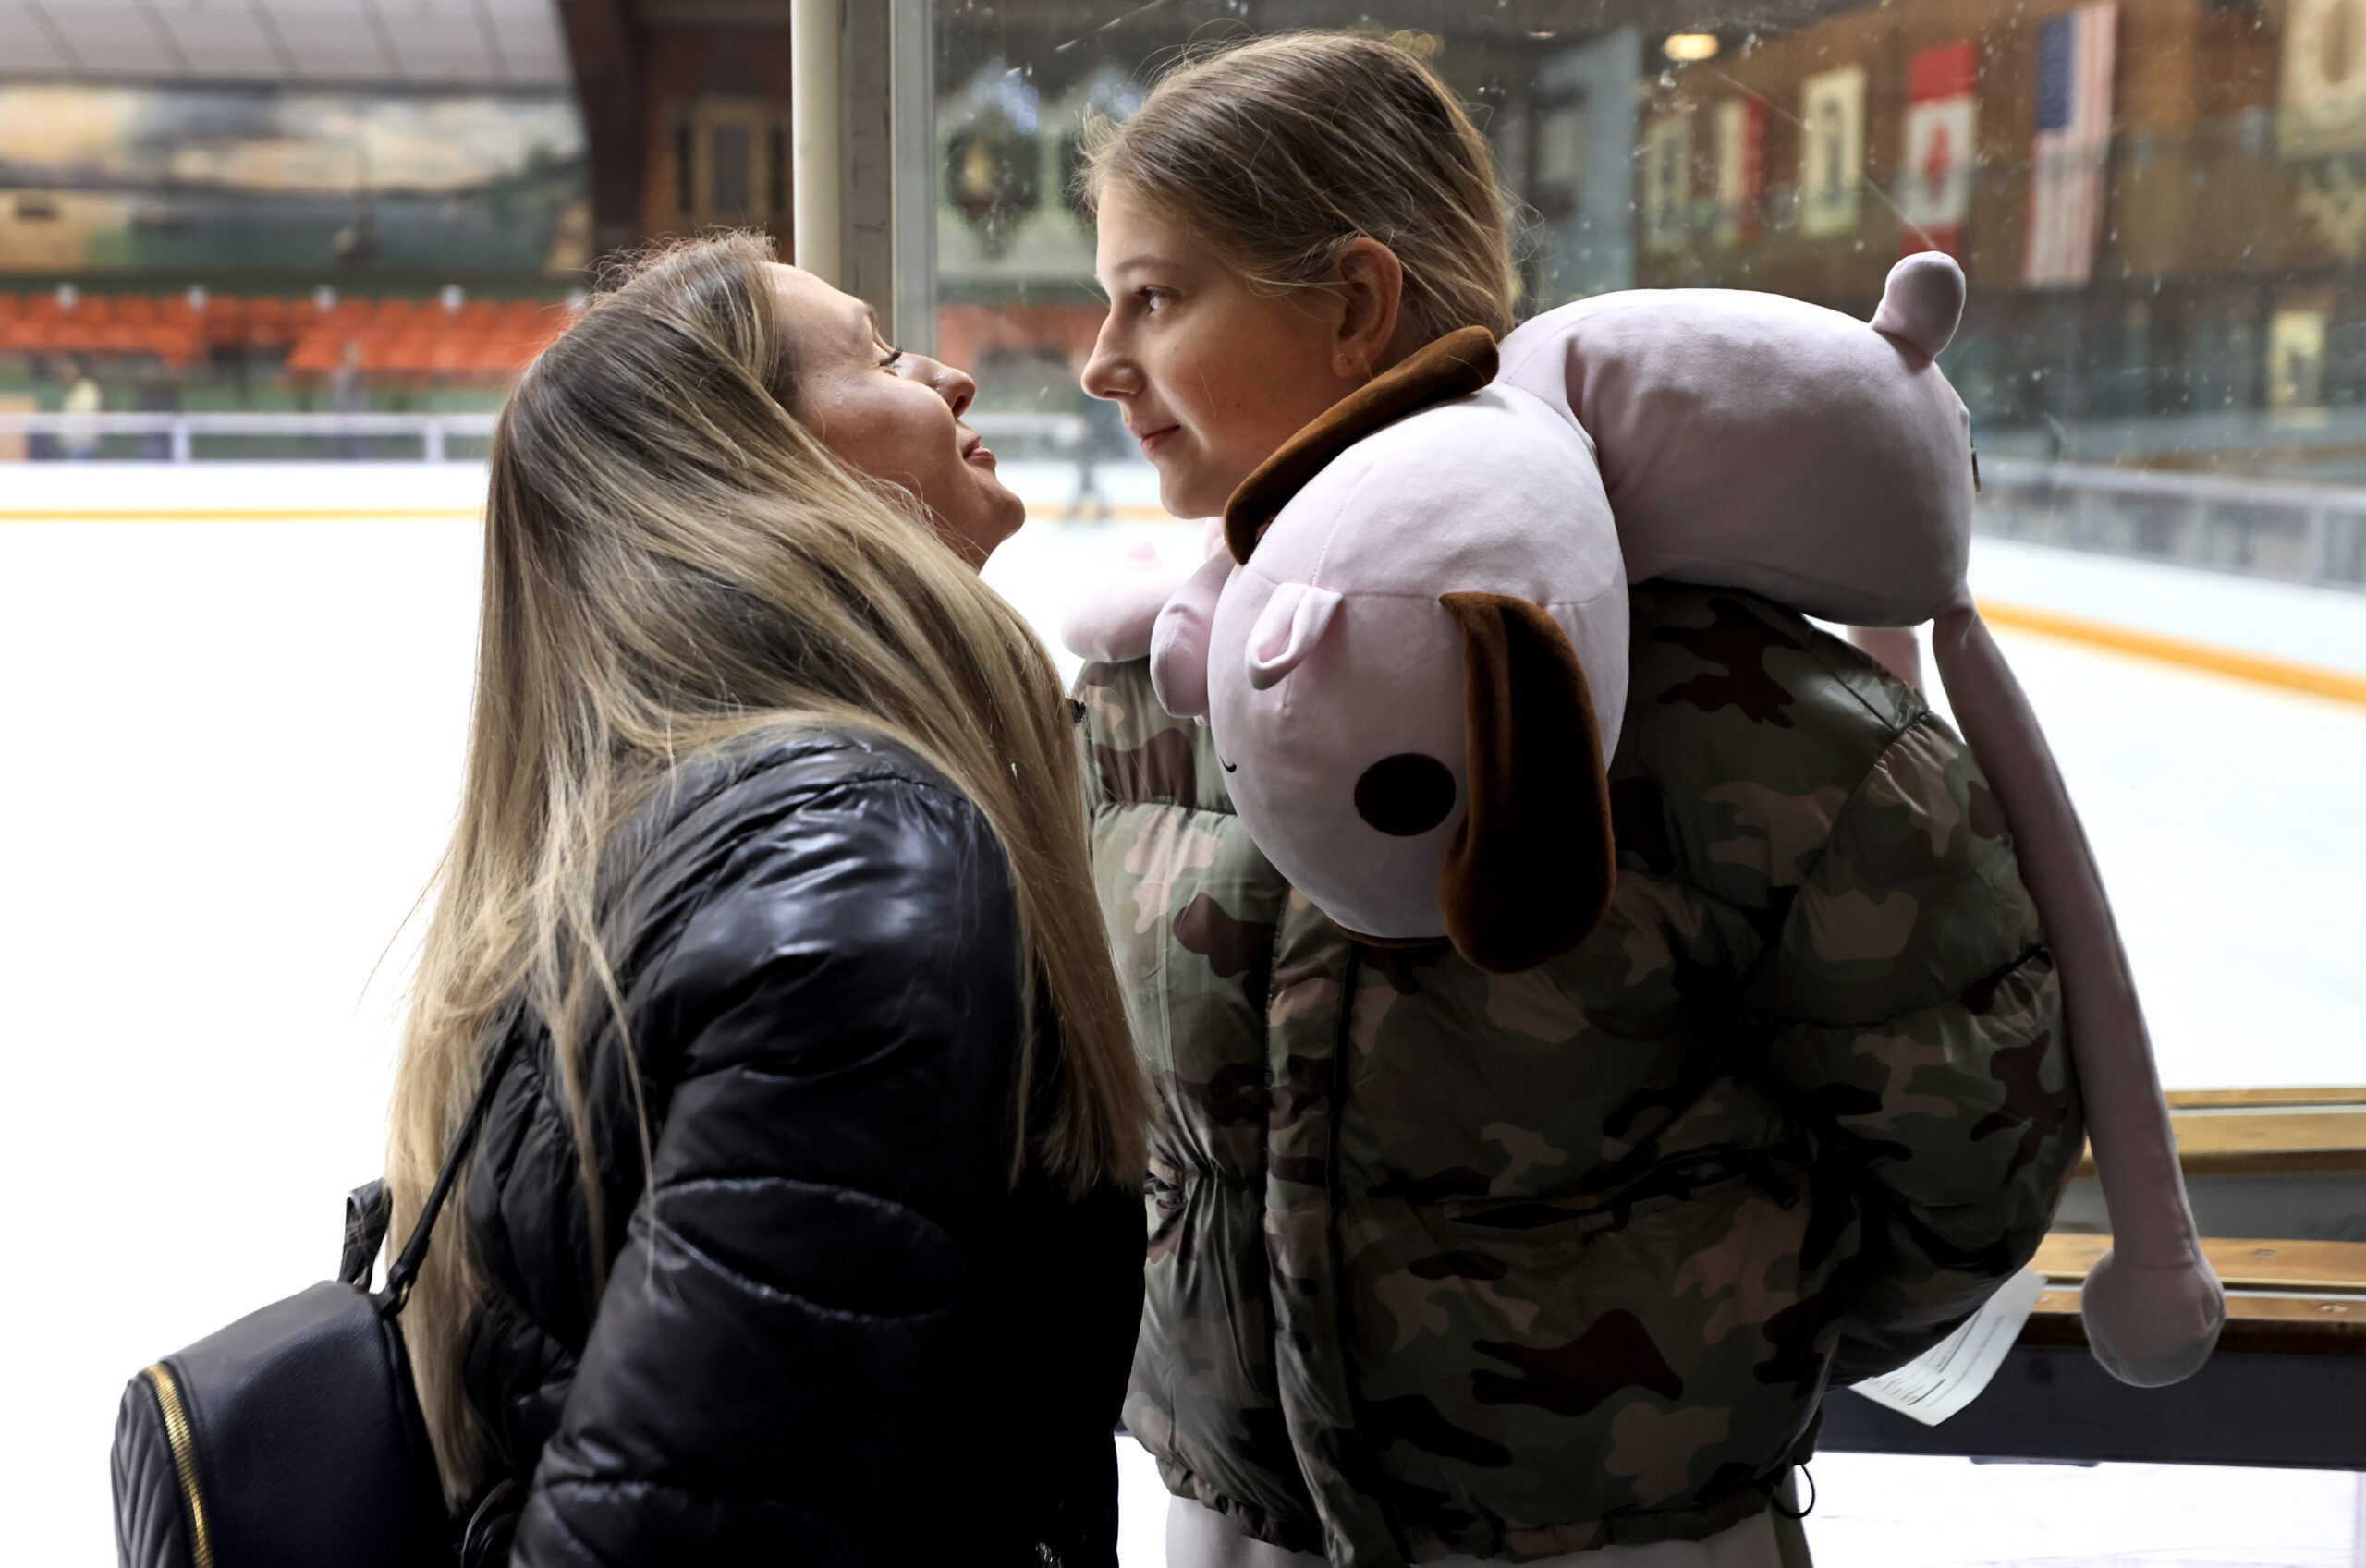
[1436,593,1617,974]
[1331,237,1407,382]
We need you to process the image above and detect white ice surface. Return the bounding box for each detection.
[1795,1453,2362,1568]
[4,463,2360,1564]
[1116,1438,2365,1568]
[2,482,481,1567]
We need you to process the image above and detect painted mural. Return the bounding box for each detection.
[0,85,587,277]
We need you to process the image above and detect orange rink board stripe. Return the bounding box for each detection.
[1976,597,2366,709]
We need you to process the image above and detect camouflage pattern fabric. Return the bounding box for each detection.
[1079,583,2082,1568]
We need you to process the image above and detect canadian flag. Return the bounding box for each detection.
[1899,42,1978,258]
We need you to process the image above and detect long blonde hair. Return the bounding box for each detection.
[1081,31,1517,343]
[385,232,1150,1500]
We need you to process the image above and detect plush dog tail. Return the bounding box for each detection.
[1930,599,2225,1386]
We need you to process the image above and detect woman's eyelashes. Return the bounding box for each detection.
[1105,286,1172,322]
[878,346,905,371]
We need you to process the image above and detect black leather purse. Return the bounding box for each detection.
[113,1034,519,1568]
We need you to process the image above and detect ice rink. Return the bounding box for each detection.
[5,460,2363,1565]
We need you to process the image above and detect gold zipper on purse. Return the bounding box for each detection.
[142,1362,217,1568]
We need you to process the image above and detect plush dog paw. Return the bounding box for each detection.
[2079,1246,2226,1387]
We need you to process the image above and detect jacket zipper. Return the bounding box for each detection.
[142,1362,216,1568]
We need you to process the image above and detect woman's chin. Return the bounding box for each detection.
[991,495,1027,551]
[939,480,1026,567]
[1156,468,1228,523]
[1155,479,1198,521]
[984,474,1026,531]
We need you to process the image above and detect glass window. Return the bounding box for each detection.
[939,0,2366,1525]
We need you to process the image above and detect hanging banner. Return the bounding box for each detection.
[2283,0,2366,158]
[2269,308,2329,407]
[1715,98,1764,246]
[1799,66,1867,237]
[2021,1,2118,288]
[1899,42,1979,256]
[1642,112,1693,255]
[1534,26,1640,301]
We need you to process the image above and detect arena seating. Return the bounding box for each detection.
[0,292,575,377]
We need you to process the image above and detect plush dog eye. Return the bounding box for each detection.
[1354,753,1457,836]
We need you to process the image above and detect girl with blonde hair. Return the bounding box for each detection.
[386,233,1151,1565]
[1075,32,2079,1568]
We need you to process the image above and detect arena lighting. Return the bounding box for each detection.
[1664,32,1721,61]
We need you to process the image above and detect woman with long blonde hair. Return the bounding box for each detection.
[386,233,1151,1565]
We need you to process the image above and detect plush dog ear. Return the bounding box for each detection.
[1870,250,1966,363]
[1436,593,1616,974]
[1244,581,1343,691]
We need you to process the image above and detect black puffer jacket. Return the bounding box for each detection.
[457,733,1143,1566]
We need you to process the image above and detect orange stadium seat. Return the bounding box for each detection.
[236,298,285,349]
[0,289,564,377]
[388,331,440,373]
[285,334,338,373]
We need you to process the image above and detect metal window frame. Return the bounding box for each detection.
[831,0,933,354]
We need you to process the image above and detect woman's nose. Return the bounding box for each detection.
[1080,319,1135,400]
[928,359,975,420]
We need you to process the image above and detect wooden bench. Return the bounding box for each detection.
[1820,1088,2366,1465]
[2023,1234,2366,1355]
[2073,1087,2366,1177]
[2047,1088,2366,1355]
[2054,1086,2366,1252]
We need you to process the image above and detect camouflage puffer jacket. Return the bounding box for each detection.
[1078,582,2083,1568]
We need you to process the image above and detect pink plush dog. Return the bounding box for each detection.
[1063,253,2224,1388]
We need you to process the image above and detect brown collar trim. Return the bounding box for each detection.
[1221,325,1499,565]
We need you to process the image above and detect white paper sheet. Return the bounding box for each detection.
[1849,1268,2050,1426]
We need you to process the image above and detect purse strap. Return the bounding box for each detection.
[379,1030,524,1316]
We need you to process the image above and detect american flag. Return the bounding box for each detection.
[2022,2,2118,286]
